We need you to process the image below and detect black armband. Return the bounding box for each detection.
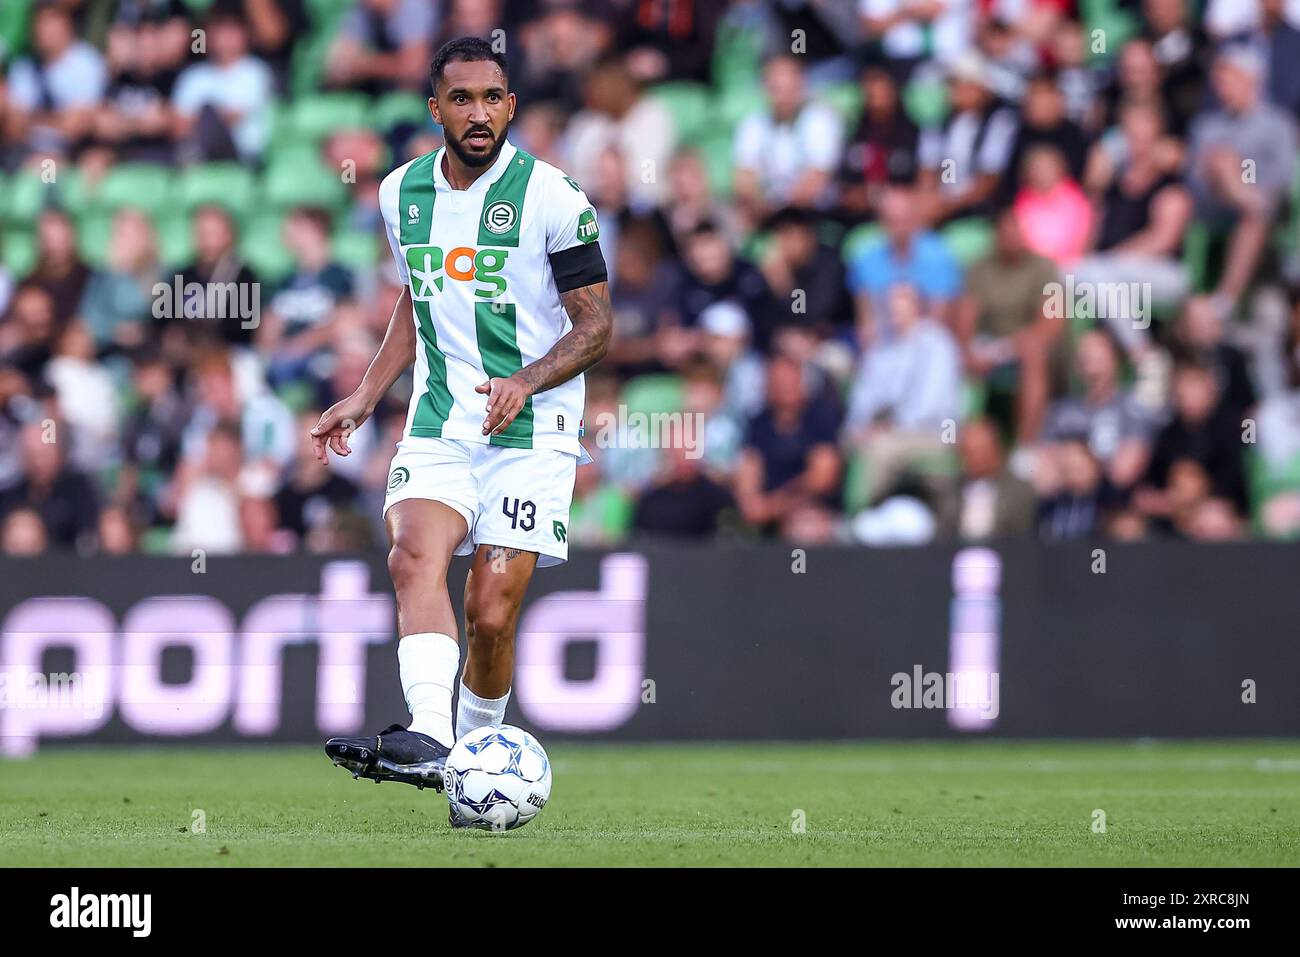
[549,242,607,293]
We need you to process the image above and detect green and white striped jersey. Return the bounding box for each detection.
[379,139,600,456]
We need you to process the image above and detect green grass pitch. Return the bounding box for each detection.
[2,740,1298,867]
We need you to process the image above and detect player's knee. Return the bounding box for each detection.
[387,541,441,594]
[464,602,515,651]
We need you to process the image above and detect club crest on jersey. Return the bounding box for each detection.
[482,200,518,235]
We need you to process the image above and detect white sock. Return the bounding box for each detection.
[398,633,459,746]
[456,678,511,739]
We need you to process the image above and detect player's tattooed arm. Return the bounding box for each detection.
[477,281,612,436]
[311,288,416,462]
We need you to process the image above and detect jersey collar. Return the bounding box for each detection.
[433,138,518,193]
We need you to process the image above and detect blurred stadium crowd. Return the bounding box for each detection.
[4,0,1300,555]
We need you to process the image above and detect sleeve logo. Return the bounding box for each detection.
[576,208,599,244]
[483,200,519,235]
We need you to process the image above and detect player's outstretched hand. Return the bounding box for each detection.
[476,375,532,436]
[310,392,371,463]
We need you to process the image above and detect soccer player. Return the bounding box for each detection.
[314,38,611,797]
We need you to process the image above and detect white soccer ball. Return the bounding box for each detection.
[445,724,552,831]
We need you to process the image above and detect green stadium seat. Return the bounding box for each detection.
[261,158,349,211]
[620,373,683,418]
[817,82,862,129]
[240,212,293,282]
[699,132,736,198]
[841,223,884,265]
[286,93,372,142]
[940,217,994,267]
[374,91,431,131]
[333,230,380,272]
[1,227,37,279]
[649,82,712,143]
[717,84,766,130]
[76,211,115,269]
[4,167,83,224]
[903,78,948,128]
[176,163,257,217]
[92,164,175,216]
[155,212,195,269]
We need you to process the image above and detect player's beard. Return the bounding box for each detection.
[446,121,510,169]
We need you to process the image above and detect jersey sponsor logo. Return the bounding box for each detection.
[557,414,565,431]
[405,244,510,300]
[576,208,599,244]
[482,199,519,235]
[387,466,410,492]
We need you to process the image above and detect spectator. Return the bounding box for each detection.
[732,54,844,226]
[0,283,60,383]
[0,420,100,551]
[567,56,676,210]
[859,0,975,76]
[5,2,107,159]
[273,410,361,545]
[848,183,963,337]
[88,3,187,166]
[326,0,438,94]
[1134,359,1250,522]
[1170,295,1258,421]
[917,50,1018,225]
[957,207,1063,444]
[633,444,737,540]
[950,417,1036,540]
[1076,100,1192,354]
[79,208,163,353]
[172,7,274,161]
[674,220,770,346]
[167,419,245,554]
[29,208,90,327]
[258,208,356,390]
[844,283,962,511]
[752,206,851,353]
[45,321,119,473]
[615,0,725,84]
[1013,144,1093,264]
[1228,0,1300,115]
[1039,328,1153,496]
[734,353,842,534]
[171,205,261,347]
[836,66,920,220]
[1,507,49,556]
[1186,44,1297,304]
[1000,73,1090,204]
[1037,437,1104,540]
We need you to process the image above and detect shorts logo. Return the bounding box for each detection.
[482,200,518,235]
[387,466,410,492]
[552,520,567,543]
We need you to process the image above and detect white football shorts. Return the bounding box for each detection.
[382,436,578,566]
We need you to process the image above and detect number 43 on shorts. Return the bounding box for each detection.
[500,496,567,542]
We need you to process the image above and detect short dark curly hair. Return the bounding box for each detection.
[430,37,508,95]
